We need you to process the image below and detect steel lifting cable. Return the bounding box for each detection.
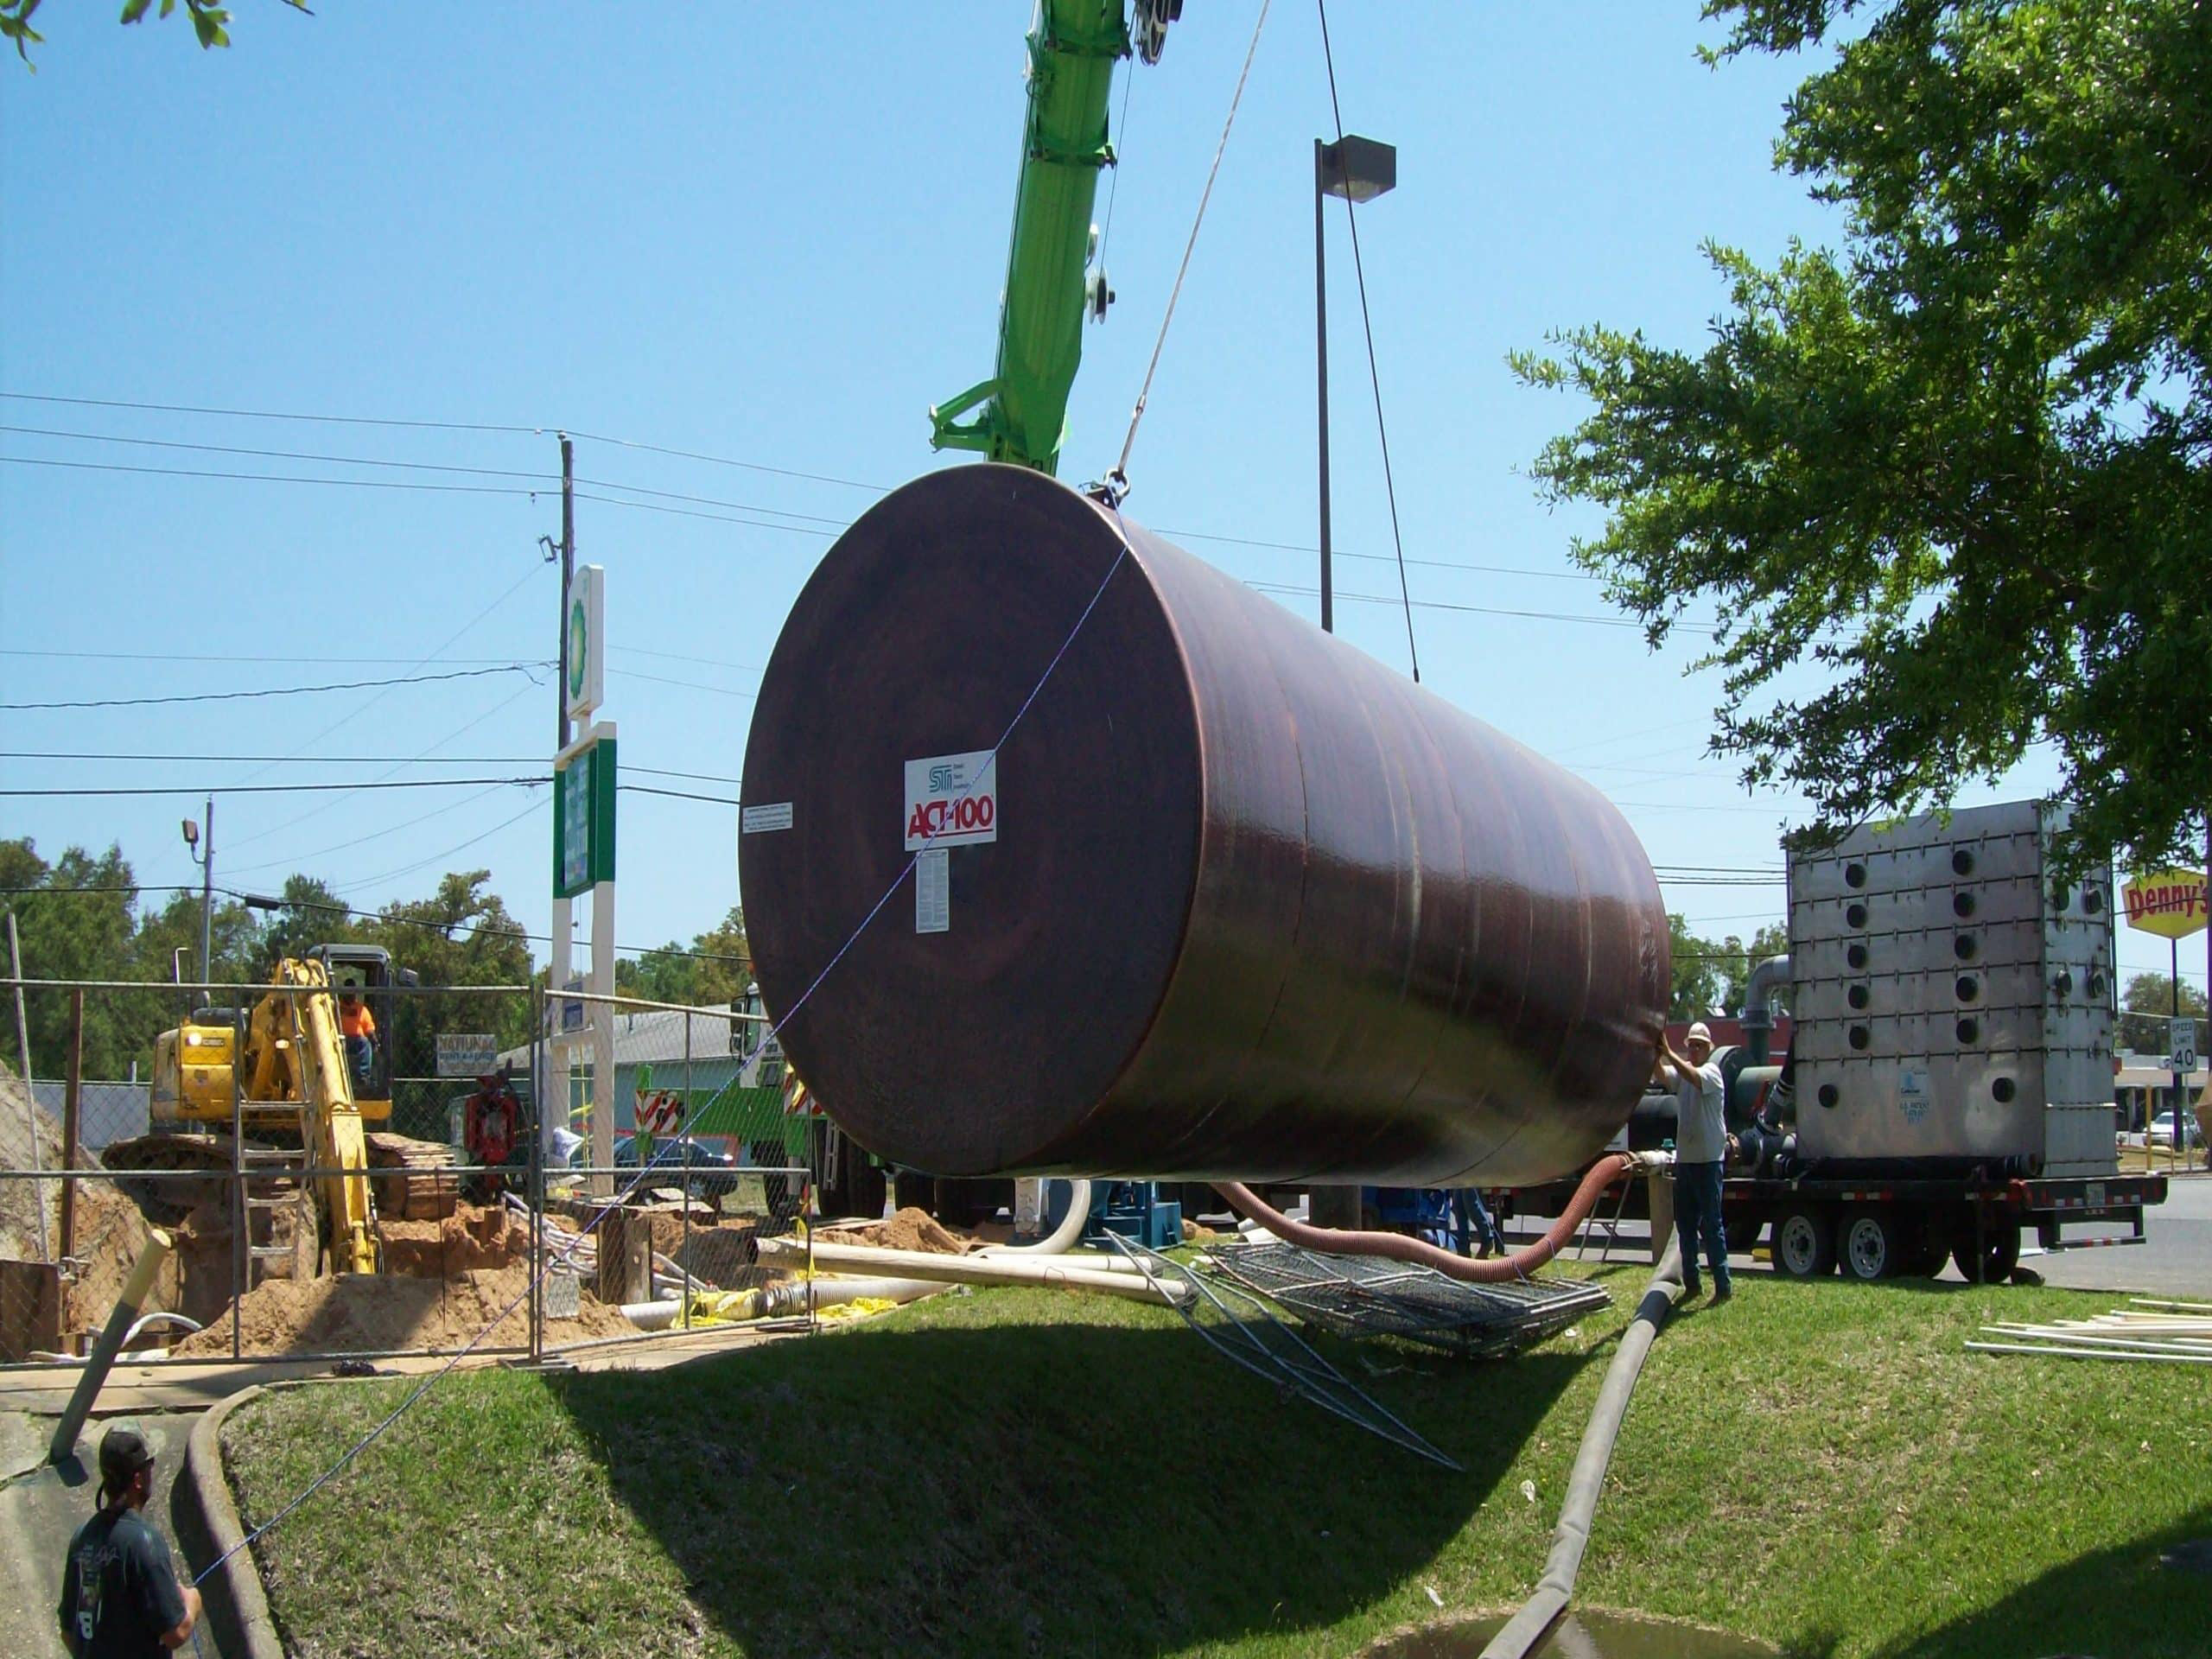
[1315,0,1421,683]
[197,512,1144,1585]
[1109,0,1275,497]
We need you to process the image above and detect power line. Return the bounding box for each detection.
[0,885,754,969]
[0,454,550,499]
[573,476,851,527]
[334,799,548,890]
[0,664,544,713]
[0,392,885,493]
[608,668,756,701]
[0,391,543,435]
[1160,525,1601,582]
[620,784,739,806]
[0,650,529,667]
[0,751,741,784]
[0,423,556,484]
[570,490,839,538]
[1247,581,1718,635]
[0,777,548,798]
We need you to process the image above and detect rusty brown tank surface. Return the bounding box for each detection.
[738,464,1669,1186]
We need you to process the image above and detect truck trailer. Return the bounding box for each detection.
[1499,801,2169,1281]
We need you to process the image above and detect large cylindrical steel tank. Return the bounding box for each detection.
[739,465,1668,1187]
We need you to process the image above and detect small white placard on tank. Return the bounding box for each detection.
[916,848,950,934]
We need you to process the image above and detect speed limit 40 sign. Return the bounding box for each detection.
[2173,1019,2198,1076]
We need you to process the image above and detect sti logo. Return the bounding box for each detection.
[928,764,957,791]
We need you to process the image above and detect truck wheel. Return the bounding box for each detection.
[1839,1206,1904,1281]
[1771,1207,1834,1278]
[1953,1223,2021,1285]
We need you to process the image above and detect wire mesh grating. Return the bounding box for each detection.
[1198,1241,1611,1357]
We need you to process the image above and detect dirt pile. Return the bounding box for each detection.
[0,1059,61,1259]
[378,1203,528,1277]
[819,1205,971,1255]
[67,1179,184,1331]
[171,1262,632,1358]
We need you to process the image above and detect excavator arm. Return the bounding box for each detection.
[273,958,381,1276]
[928,0,1179,476]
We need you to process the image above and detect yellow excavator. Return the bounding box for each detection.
[107,944,404,1277]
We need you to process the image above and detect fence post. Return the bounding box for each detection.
[60,989,83,1278]
[232,1011,245,1362]
[530,988,543,1363]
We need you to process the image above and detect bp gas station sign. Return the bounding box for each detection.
[554,730,617,899]
[565,564,604,722]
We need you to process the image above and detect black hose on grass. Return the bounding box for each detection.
[1478,1236,1687,1659]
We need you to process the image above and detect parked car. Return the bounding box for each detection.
[569,1134,741,1200]
[2148,1111,2203,1149]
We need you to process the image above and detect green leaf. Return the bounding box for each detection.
[119,0,153,23]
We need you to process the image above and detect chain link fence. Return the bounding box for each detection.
[531,991,813,1354]
[0,976,823,1365]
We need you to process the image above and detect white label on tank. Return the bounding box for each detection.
[1898,1067,1931,1123]
[741,802,793,834]
[903,749,998,850]
[915,848,950,934]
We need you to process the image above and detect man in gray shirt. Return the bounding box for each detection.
[1656,1021,1732,1302]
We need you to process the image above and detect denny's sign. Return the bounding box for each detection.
[2122,868,2211,940]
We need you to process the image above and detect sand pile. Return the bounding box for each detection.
[0,1060,61,1259]
[819,1205,970,1255]
[171,1262,632,1358]
[378,1203,528,1278]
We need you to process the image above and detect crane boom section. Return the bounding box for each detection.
[930,2,1132,475]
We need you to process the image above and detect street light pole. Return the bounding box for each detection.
[198,795,213,986]
[1313,135,1396,639]
[181,798,213,985]
[1315,139,1334,635]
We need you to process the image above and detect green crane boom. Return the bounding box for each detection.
[929,1,1178,477]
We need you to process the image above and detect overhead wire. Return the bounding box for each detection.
[0,455,550,498]
[1314,0,1420,683]
[0,664,541,712]
[1110,0,1274,488]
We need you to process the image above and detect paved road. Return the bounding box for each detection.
[0,1410,200,1659]
[1504,1173,2212,1297]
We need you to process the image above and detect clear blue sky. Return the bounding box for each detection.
[2,2,2191,996]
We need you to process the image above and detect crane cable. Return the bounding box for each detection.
[1108,0,1276,499]
[1315,0,1421,684]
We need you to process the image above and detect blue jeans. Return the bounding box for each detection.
[1674,1159,1730,1295]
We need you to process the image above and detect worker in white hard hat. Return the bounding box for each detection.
[1656,1020,1732,1303]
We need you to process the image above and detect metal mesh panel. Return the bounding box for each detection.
[1199,1242,1611,1357]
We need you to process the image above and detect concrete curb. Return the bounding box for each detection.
[173,1383,285,1659]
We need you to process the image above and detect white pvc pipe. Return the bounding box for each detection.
[980,1179,1093,1256]
[758,1235,1185,1303]
[760,1275,944,1317]
[620,1299,685,1330]
[123,1311,202,1346]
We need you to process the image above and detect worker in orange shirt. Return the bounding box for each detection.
[338,991,378,1094]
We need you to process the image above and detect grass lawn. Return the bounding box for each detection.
[221,1266,2209,1658]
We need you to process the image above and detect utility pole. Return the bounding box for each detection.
[548,435,576,1168]
[558,435,575,753]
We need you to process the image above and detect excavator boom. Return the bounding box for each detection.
[928,0,1179,475]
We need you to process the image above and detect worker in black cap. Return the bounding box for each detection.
[57,1425,200,1655]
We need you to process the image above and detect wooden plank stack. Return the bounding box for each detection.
[1967,1298,2212,1365]
[365,1133,461,1222]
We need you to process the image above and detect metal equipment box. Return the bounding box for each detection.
[1788,801,2117,1176]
